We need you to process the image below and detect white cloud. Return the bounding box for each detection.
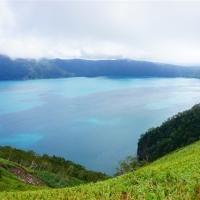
[0,0,200,64]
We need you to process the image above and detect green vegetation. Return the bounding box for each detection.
[115,156,143,176]
[138,104,200,162]
[1,139,200,199]
[35,170,83,188]
[115,104,200,176]
[0,146,108,191]
[0,158,42,192]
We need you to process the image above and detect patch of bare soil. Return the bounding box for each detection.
[9,168,43,186]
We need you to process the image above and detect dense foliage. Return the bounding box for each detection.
[137,104,200,162]
[2,138,200,199]
[0,146,108,186]
[0,55,200,80]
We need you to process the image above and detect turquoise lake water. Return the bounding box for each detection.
[0,77,200,174]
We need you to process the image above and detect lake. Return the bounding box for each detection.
[0,77,200,174]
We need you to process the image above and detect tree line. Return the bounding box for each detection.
[137,104,200,162]
[0,146,108,183]
[116,104,200,175]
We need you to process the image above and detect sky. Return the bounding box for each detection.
[0,0,200,64]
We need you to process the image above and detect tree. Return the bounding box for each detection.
[115,156,141,176]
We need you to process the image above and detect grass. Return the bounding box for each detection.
[1,140,200,199]
[0,158,41,192]
[0,157,84,193]
[35,170,84,188]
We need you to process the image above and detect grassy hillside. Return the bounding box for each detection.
[0,158,44,192]
[0,145,108,194]
[0,155,96,192]
[1,140,200,199]
[0,146,108,190]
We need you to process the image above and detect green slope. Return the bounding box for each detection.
[1,140,200,199]
[0,157,85,192]
[0,158,43,192]
[35,170,84,188]
[0,146,108,188]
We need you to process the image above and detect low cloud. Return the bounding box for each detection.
[0,0,200,64]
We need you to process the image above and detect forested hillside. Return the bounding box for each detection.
[1,55,200,80]
[2,137,200,199]
[0,146,108,189]
[137,104,200,162]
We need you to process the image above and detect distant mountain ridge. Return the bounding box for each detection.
[0,54,200,80]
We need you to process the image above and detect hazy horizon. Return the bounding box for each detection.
[1,53,200,68]
[0,1,200,65]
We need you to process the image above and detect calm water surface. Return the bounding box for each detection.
[0,77,200,174]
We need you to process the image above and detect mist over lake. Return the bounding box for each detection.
[0,77,200,174]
